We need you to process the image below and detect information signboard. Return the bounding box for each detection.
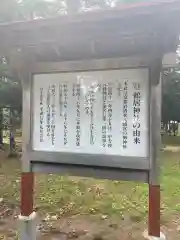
[32,68,149,158]
[22,57,161,183]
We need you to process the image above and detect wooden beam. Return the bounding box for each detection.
[0,0,180,32]
[0,0,179,60]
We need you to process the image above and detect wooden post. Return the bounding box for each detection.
[21,172,34,216]
[148,184,160,237]
[0,107,3,146]
[19,172,37,240]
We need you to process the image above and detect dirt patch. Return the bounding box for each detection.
[0,148,180,239]
[0,213,180,239]
[163,145,180,152]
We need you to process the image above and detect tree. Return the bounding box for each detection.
[162,67,180,135]
[0,0,179,146]
[19,0,66,19]
[0,74,22,146]
[83,0,108,9]
[0,0,68,150]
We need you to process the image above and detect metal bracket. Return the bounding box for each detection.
[143,230,166,240]
[19,212,37,240]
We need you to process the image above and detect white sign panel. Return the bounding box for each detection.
[32,69,149,157]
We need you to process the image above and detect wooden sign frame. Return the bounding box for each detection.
[21,56,161,184]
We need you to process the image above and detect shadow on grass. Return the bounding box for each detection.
[162,135,180,146]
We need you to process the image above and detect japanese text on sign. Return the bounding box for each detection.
[32,69,149,157]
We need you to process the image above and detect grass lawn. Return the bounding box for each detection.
[162,134,180,146]
[0,137,180,239]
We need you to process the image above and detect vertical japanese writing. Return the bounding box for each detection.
[132,82,141,144]
[72,83,76,97]
[51,85,56,145]
[59,84,63,116]
[46,86,51,138]
[40,88,44,142]
[84,86,96,145]
[34,69,148,156]
[90,87,95,145]
[122,80,128,149]
[84,92,90,115]
[107,84,112,148]
[102,84,107,147]
[63,83,68,146]
[76,84,81,146]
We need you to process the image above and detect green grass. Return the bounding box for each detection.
[162,135,180,146]
[35,151,180,221]
[0,148,180,223]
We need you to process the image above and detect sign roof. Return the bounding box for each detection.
[0,0,180,61]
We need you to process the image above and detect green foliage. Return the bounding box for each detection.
[0,78,22,109]
[0,0,179,124]
[84,0,108,9]
[0,0,57,112]
[162,67,180,123]
[19,0,66,19]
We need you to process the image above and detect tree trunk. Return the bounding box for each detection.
[0,108,3,146]
[9,108,16,157]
